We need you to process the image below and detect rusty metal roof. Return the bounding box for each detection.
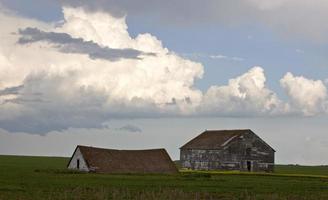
[180,129,275,151]
[74,145,178,174]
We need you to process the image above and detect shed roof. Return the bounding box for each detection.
[71,145,178,174]
[180,129,275,151]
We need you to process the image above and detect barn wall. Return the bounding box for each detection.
[227,132,274,172]
[67,147,89,171]
[180,132,274,172]
[181,149,239,170]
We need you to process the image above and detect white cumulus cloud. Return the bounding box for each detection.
[280,72,328,116]
[201,67,286,116]
[0,6,204,133]
[0,5,327,134]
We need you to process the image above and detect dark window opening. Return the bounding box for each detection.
[246,148,251,156]
[247,161,251,172]
[77,159,80,169]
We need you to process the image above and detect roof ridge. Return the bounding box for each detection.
[204,129,251,132]
[77,145,166,152]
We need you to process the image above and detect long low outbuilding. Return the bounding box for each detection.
[67,145,178,174]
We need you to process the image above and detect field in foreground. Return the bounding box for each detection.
[0,155,327,200]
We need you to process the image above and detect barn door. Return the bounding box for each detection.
[246,161,251,172]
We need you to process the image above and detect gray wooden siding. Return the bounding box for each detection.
[180,132,274,172]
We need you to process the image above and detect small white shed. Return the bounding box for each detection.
[67,145,178,174]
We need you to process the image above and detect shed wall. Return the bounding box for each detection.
[67,147,89,171]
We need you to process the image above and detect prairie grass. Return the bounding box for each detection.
[0,155,327,200]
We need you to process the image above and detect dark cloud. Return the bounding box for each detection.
[118,124,142,133]
[3,97,47,104]
[0,72,164,135]
[0,85,24,96]
[0,85,46,105]
[0,72,107,134]
[0,115,105,135]
[18,27,155,61]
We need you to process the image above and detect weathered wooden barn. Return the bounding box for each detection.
[67,145,178,174]
[180,129,275,172]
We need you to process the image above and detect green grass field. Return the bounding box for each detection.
[0,155,327,200]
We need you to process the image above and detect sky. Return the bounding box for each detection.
[0,0,327,165]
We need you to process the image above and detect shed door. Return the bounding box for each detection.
[77,159,80,169]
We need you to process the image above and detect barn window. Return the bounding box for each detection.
[246,148,251,156]
[77,159,80,169]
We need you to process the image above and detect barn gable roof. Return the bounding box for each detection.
[72,145,178,174]
[180,129,275,151]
